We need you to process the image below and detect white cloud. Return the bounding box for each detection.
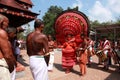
[88,1,114,22]
[107,0,120,14]
[72,0,83,10]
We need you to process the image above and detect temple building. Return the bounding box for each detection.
[0,0,38,28]
[94,24,120,41]
[0,0,39,72]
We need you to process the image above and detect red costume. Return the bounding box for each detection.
[62,37,77,73]
[54,10,90,74]
[75,34,83,47]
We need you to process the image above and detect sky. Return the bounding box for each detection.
[31,0,120,22]
[26,0,120,28]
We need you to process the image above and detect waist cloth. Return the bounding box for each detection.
[47,51,54,70]
[0,58,8,68]
[0,58,11,80]
[29,55,49,80]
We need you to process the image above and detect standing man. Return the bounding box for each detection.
[47,35,56,72]
[87,37,95,66]
[97,38,104,65]
[0,14,16,80]
[77,34,88,76]
[26,19,49,80]
[102,36,111,70]
[7,27,17,80]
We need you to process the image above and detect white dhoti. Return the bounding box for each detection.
[29,55,49,80]
[47,51,54,71]
[0,58,11,80]
[103,50,109,67]
[87,46,93,63]
[89,46,92,51]
[10,66,16,80]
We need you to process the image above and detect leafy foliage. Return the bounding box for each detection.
[67,6,79,11]
[42,6,63,35]
[20,5,120,41]
[17,24,32,40]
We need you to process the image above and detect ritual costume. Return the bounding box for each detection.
[75,34,83,47]
[62,37,77,73]
[54,10,90,74]
[29,55,49,80]
[0,58,11,80]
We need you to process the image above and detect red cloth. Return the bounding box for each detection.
[79,50,87,64]
[75,35,83,47]
[62,42,77,69]
[103,40,110,48]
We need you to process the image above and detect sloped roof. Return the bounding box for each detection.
[94,24,120,40]
[95,24,120,34]
[19,0,33,6]
[0,0,29,11]
[0,0,39,27]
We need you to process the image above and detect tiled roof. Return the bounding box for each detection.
[19,0,33,5]
[0,0,29,11]
[0,0,39,27]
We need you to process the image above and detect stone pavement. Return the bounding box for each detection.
[16,49,120,80]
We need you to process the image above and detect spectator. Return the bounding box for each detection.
[26,19,49,80]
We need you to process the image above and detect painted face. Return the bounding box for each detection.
[66,34,72,41]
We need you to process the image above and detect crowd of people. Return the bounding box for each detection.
[0,14,26,80]
[0,14,120,80]
[59,33,120,76]
[96,36,120,70]
[0,14,16,80]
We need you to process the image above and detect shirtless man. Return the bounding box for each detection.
[77,34,88,76]
[47,35,56,71]
[0,14,16,80]
[26,19,49,80]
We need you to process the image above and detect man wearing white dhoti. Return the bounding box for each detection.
[0,58,11,80]
[47,35,56,72]
[47,51,54,71]
[30,55,48,80]
[0,14,16,80]
[26,19,49,80]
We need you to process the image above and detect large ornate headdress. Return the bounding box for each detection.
[54,10,90,44]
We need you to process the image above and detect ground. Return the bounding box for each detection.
[16,49,120,80]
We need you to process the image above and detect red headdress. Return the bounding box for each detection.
[54,10,90,45]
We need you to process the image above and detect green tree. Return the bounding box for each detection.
[42,6,63,35]
[67,6,79,11]
[115,16,120,24]
[90,20,101,29]
[17,32,25,40]
[24,24,32,36]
